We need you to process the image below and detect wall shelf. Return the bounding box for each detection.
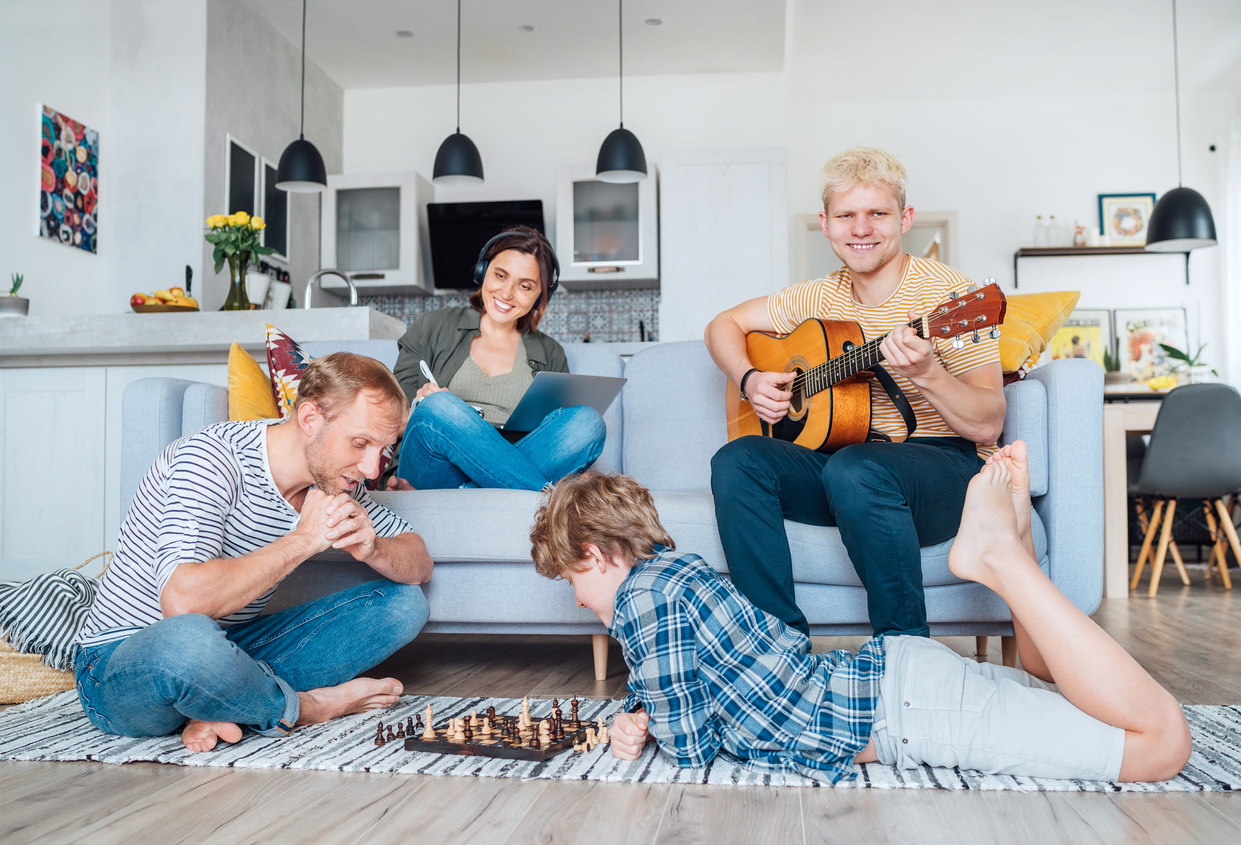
[1013,246,1189,287]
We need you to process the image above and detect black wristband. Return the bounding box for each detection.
[738,367,761,401]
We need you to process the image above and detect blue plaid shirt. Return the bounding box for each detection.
[609,548,885,784]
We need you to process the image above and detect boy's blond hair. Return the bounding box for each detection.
[819,146,908,212]
[530,472,674,579]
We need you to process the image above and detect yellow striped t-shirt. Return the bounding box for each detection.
[767,256,1001,456]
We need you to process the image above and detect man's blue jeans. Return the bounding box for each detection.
[395,390,607,490]
[74,580,428,738]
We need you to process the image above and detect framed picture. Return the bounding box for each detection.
[261,158,289,261]
[224,133,258,218]
[1049,309,1112,368]
[39,104,99,253]
[1114,308,1189,382]
[1098,193,1156,247]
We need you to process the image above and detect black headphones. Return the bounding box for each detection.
[471,230,560,298]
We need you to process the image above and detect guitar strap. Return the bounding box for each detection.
[865,365,918,443]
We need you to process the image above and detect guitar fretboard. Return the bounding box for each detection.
[788,319,923,397]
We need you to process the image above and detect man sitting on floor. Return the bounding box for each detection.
[75,353,433,752]
[529,455,1190,784]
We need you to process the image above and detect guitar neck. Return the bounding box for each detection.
[799,318,922,397]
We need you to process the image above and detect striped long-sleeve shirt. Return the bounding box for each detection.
[610,549,885,784]
[77,420,413,648]
[768,256,1002,457]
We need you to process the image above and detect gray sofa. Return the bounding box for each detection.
[121,341,1103,680]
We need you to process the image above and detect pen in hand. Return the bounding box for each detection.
[419,360,438,386]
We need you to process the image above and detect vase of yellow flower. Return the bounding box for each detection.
[205,211,275,311]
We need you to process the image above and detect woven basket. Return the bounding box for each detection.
[0,638,75,704]
[0,551,110,705]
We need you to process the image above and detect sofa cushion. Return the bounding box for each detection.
[563,343,625,474]
[1001,377,1049,497]
[651,489,1047,588]
[623,342,728,490]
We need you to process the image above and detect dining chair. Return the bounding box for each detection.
[1129,383,1241,596]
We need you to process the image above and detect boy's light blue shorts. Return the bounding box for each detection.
[870,635,1126,781]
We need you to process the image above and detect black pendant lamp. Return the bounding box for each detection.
[595,0,647,183]
[276,0,327,193]
[1146,0,1217,253]
[433,0,484,186]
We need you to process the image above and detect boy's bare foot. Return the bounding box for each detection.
[948,463,1030,591]
[296,677,403,726]
[182,719,243,753]
[985,441,1032,541]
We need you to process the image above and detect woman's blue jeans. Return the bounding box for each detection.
[74,580,428,738]
[394,390,607,490]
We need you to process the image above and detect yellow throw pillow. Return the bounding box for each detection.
[228,342,280,421]
[999,291,1081,374]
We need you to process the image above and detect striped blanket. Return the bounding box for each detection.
[0,568,101,670]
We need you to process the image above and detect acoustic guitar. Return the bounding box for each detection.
[726,282,1008,452]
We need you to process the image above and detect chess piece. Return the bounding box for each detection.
[415,715,423,734]
[538,720,551,746]
[422,719,436,740]
[570,697,580,729]
[387,726,396,742]
[396,723,405,738]
[407,716,416,736]
[470,709,478,727]
[375,724,387,746]
[597,719,609,744]
[487,706,497,723]
[453,719,465,742]
[424,704,434,728]
[464,720,473,743]
[573,739,582,752]
[481,718,491,737]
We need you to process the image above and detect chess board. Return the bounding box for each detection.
[402,711,593,762]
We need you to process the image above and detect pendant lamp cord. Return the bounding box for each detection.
[299,0,307,140]
[618,0,624,128]
[1172,0,1182,186]
[456,0,462,134]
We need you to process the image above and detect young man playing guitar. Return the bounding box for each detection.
[704,146,1005,638]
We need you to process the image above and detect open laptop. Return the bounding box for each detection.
[502,372,627,432]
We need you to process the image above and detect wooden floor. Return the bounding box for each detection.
[3,583,1239,845]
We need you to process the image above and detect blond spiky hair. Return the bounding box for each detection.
[820,146,908,211]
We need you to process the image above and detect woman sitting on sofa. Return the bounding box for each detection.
[390,226,606,490]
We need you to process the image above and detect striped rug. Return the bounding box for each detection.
[1,692,1238,792]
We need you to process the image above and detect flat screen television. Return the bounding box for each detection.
[426,200,546,290]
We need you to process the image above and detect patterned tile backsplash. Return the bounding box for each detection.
[360,289,661,345]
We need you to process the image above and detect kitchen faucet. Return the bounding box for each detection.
[303,269,359,309]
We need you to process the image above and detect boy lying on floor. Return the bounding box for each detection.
[528,443,1191,784]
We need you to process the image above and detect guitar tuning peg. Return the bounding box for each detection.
[951,335,965,350]
[971,330,981,344]
[989,327,1001,340]
[947,289,958,300]
[966,283,978,294]
[984,277,996,286]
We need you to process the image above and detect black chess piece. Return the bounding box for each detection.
[407,716,415,735]
[415,715,423,733]
[375,724,386,747]
[387,726,396,742]
[464,721,473,743]
[396,723,405,738]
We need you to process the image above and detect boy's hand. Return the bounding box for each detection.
[610,709,652,761]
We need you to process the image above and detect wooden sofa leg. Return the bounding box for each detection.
[1001,636,1017,668]
[975,636,989,660]
[592,634,610,681]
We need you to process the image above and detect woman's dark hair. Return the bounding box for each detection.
[468,225,557,333]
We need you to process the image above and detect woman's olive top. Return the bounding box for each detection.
[393,306,569,404]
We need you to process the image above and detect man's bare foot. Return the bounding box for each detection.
[296,677,403,726]
[182,719,243,753]
[948,462,1030,591]
[985,440,1032,541]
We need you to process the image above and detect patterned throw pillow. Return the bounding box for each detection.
[263,323,397,488]
[265,323,313,421]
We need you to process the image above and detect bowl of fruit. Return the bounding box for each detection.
[131,288,198,312]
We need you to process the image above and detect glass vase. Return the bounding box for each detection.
[222,252,253,311]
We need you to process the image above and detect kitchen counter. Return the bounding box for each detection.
[0,307,408,367]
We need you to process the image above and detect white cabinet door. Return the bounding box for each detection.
[657,148,788,343]
[0,368,106,581]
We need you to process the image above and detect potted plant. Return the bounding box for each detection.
[1159,342,1216,385]
[204,212,275,310]
[0,274,28,317]
[1101,335,1129,385]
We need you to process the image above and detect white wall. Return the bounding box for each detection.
[342,72,788,249]
[202,0,343,310]
[0,1,113,316]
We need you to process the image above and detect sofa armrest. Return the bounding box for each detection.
[1025,359,1104,615]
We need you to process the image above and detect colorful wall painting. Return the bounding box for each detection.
[40,105,98,254]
